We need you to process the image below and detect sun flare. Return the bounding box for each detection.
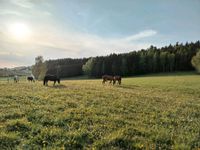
[9,23,31,41]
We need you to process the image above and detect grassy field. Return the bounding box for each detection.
[0,73,200,149]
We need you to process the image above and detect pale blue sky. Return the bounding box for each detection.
[0,0,200,67]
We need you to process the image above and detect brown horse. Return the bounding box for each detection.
[43,75,60,86]
[113,75,122,85]
[102,75,114,84]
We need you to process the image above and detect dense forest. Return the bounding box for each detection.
[45,58,88,78]
[83,41,200,77]
[32,41,200,79]
[32,57,88,79]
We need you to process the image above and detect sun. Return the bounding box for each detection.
[9,23,31,41]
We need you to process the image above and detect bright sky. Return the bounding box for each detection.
[0,0,200,68]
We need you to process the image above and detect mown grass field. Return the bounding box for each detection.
[0,73,200,149]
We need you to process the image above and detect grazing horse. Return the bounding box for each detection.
[113,75,122,85]
[43,75,60,86]
[27,76,35,82]
[102,75,114,84]
[14,75,19,83]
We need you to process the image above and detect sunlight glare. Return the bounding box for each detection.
[9,23,31,41]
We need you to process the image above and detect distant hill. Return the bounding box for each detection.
[0,66,32,77]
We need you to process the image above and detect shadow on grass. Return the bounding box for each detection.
[112,84,140,90]
[44,84,67,89]
[131,71,196,78]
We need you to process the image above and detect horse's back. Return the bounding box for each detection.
[102,75,113,80]
[27,76,33,80]
[102,75,107,79]
[44,75,60,85]
[44,75,59,81]
[114,75,121,80]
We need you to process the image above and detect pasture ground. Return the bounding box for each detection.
[0,73,200,149]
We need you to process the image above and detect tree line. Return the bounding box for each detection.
[83,41,200,77]
[32,56,88,79]
[32,41,200,79]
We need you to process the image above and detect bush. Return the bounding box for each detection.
[191,50,200,73]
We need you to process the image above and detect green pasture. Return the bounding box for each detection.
[0,73,200,149]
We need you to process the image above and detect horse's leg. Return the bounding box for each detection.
[113,79,115,85]
[119,80,121,85]
[109,79,112,84]
[54,81,56,86]
[102,79,105,84]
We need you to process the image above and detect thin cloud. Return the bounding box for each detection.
[124,30,157,42]
[0,6,51,18]
[0,20,158,59]
[11,0,34,8]
[0,10,24,16]
[30,28,157,57]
